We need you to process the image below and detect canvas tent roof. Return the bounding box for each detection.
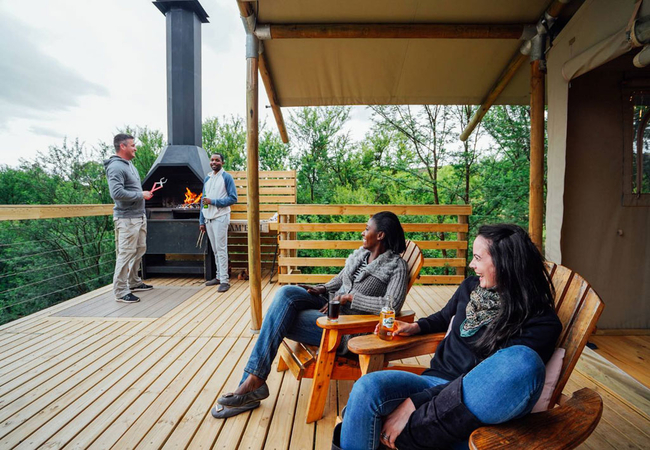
[253,0,553,107]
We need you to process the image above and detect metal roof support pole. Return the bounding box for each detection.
[529,25,547,252]
[245,26,263,333]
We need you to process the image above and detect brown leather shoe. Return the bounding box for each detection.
[217,283,230,292]
[205,279,220,286]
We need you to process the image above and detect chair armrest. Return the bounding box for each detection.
[316,310,415,332]
[347,332,445,356]
[468,388,603,450]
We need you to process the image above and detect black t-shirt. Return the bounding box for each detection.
[410,277,562,406]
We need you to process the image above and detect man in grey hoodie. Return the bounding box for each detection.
[104,133,154,303]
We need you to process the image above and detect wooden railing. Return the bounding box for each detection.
[0,205,114,221]
[230,170,296,221]
[277,204,472,285]
[228,170,297,271]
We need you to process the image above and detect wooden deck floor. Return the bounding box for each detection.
[0,276,648,449]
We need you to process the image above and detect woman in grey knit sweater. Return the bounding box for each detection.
[212,212,409,418]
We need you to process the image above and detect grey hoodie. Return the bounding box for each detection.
[103,155,145,219]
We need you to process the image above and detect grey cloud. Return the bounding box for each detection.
[28,126,66,139]
[0,12,109,128]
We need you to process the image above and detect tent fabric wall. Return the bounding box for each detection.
[546,0,648,263]
[547,0,650,328]
[563,55,650,329]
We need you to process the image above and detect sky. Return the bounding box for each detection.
[0,0,373,168]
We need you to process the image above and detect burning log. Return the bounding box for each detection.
[180,188,203,209]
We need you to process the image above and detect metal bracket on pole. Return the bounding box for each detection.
[530,18,548,70]
[255,24,271,40]
[246,32,259,58]
[241,14,256,34]
[241,13,259,58]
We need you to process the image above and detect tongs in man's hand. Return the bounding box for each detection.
[151,177,167,193]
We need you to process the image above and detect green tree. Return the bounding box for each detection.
[370,105,455,205]
[259,127,290,171]
[475,105,533,230]
[202,116,247,170]
[0,140,115,324]
[288,106,352,203]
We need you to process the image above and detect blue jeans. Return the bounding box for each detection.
[340,345,546,450]
[242,285,328,383]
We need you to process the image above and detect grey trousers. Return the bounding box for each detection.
[205,214,230,283]
[113,216,147,298]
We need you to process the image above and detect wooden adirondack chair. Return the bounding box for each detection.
[277,240,424,423]
[348,262,605,449]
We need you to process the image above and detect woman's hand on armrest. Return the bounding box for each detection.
[374,320,420,336]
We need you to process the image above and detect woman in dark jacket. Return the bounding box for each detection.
[336,224,562,450]
[212,211,409,419]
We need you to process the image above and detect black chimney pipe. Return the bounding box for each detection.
[153,0,209,146]
[143,0,211,188]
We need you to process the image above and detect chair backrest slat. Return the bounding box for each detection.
[402,240,424,293]
[548,265,604,407]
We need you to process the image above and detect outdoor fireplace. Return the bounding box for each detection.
[142,0,213,278]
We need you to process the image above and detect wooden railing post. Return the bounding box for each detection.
[457,214,468,277]
[246,30,262,332]
[529,59,545,251]
[279,211,288,277]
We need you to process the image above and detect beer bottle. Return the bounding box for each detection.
[378,295,396,341]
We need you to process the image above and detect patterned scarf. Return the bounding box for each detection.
[460,286,501,337]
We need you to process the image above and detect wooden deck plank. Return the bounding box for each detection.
[194,339,260,450]
[263,370,301,449]
[187,338,253,449]
[576,348,650,419]
[160,337,251,450]
[0,321,146,417]
[0,333,162,447]
[135,337,238,449]
[110,337,221,449]
[38,336,205,449]
[314,380,339,450]
[217,278,277,338]
[566,372,650,448]
[138,286,227,337]
[0,321,119,388]
[175,283,251,338]
[589,335,650,389]
[0,285,114,332]
[0,320,102,372]
[61,339,224,450]
[40,334,186,450]
[288,379,315,450]
[186,279,259,339]
[0,318,73,350]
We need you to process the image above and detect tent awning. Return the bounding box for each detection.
[247,0,552,106]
